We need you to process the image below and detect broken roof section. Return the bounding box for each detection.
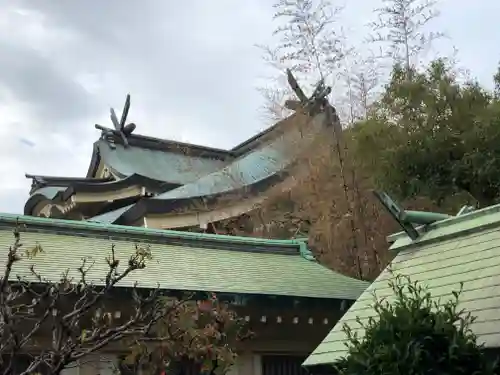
[24,71,339,229]
[304,199,500,366]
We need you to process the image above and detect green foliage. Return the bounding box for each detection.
[352,59,500,207]
[335,273,498,375]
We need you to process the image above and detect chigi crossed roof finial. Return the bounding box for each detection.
[95,94,136,147]
[284,69,332,114]
[283,69,343,137]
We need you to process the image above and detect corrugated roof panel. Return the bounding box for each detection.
[98,140,227,184]
[304,212,500,366]
[0,227,368,300]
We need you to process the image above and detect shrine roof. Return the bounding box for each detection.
[23,70,339,225]
[304,203,500,366]
[0,213,368,300]
[91,138,229,184]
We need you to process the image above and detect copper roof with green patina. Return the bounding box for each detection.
[304,203,500,366]
[0,213,368,300]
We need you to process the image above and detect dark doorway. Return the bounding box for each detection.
[261,355,308,375]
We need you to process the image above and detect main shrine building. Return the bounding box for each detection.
[8,75,368,375]
[24,88,328,235]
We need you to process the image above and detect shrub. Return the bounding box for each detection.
[335,273,498,375]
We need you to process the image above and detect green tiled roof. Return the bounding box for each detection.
[0,213,368,300]
[304,203,500,366]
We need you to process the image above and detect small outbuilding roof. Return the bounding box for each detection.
[304,202,500,366]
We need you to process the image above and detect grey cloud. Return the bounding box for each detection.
[0,0,499,216]
[0,41,93,126]
[19,1,165,40]
[0,188,27,217]
[14,0,274,148]
[19,138,35,148]
[0,0,276,215]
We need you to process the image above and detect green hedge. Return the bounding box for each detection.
[334,273,498,375]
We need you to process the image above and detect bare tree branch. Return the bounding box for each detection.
[0,225,248,375]
[367,0,444,78]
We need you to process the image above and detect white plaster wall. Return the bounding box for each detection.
[78,354,118,375]
[61,364,79,375]
[64,353,264,375]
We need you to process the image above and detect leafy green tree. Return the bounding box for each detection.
[351,59,500,208]
[335,273,498,375]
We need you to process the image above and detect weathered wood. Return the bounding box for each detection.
[95,94,136,148]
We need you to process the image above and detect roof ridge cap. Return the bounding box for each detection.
[388,203,500,251]
[0,213,306,249]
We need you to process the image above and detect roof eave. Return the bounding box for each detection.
[25,173,113,194]
[63,174,181,198]
[0,213,310,255]
[116,167,292,225]
[86,141,102,178]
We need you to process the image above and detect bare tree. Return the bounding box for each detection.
[368,0,444,78]
[338,51,382,124]
[257,0,348,121]
[257,14,381,278]
[256,71,383,279]
[0,224,247,375]
[269,0,345,81]
[495,62,500,99]
[256,83,294,123]
[237,2,394,280]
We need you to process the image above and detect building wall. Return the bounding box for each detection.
[59,354,118,375]
[62,354,252,375]
[233,353,261,375]
[59,352,311,375]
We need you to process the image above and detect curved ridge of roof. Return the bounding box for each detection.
[152,111,327,201]
[89,110,330,224]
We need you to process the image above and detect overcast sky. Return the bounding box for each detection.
[0,0,498,214]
